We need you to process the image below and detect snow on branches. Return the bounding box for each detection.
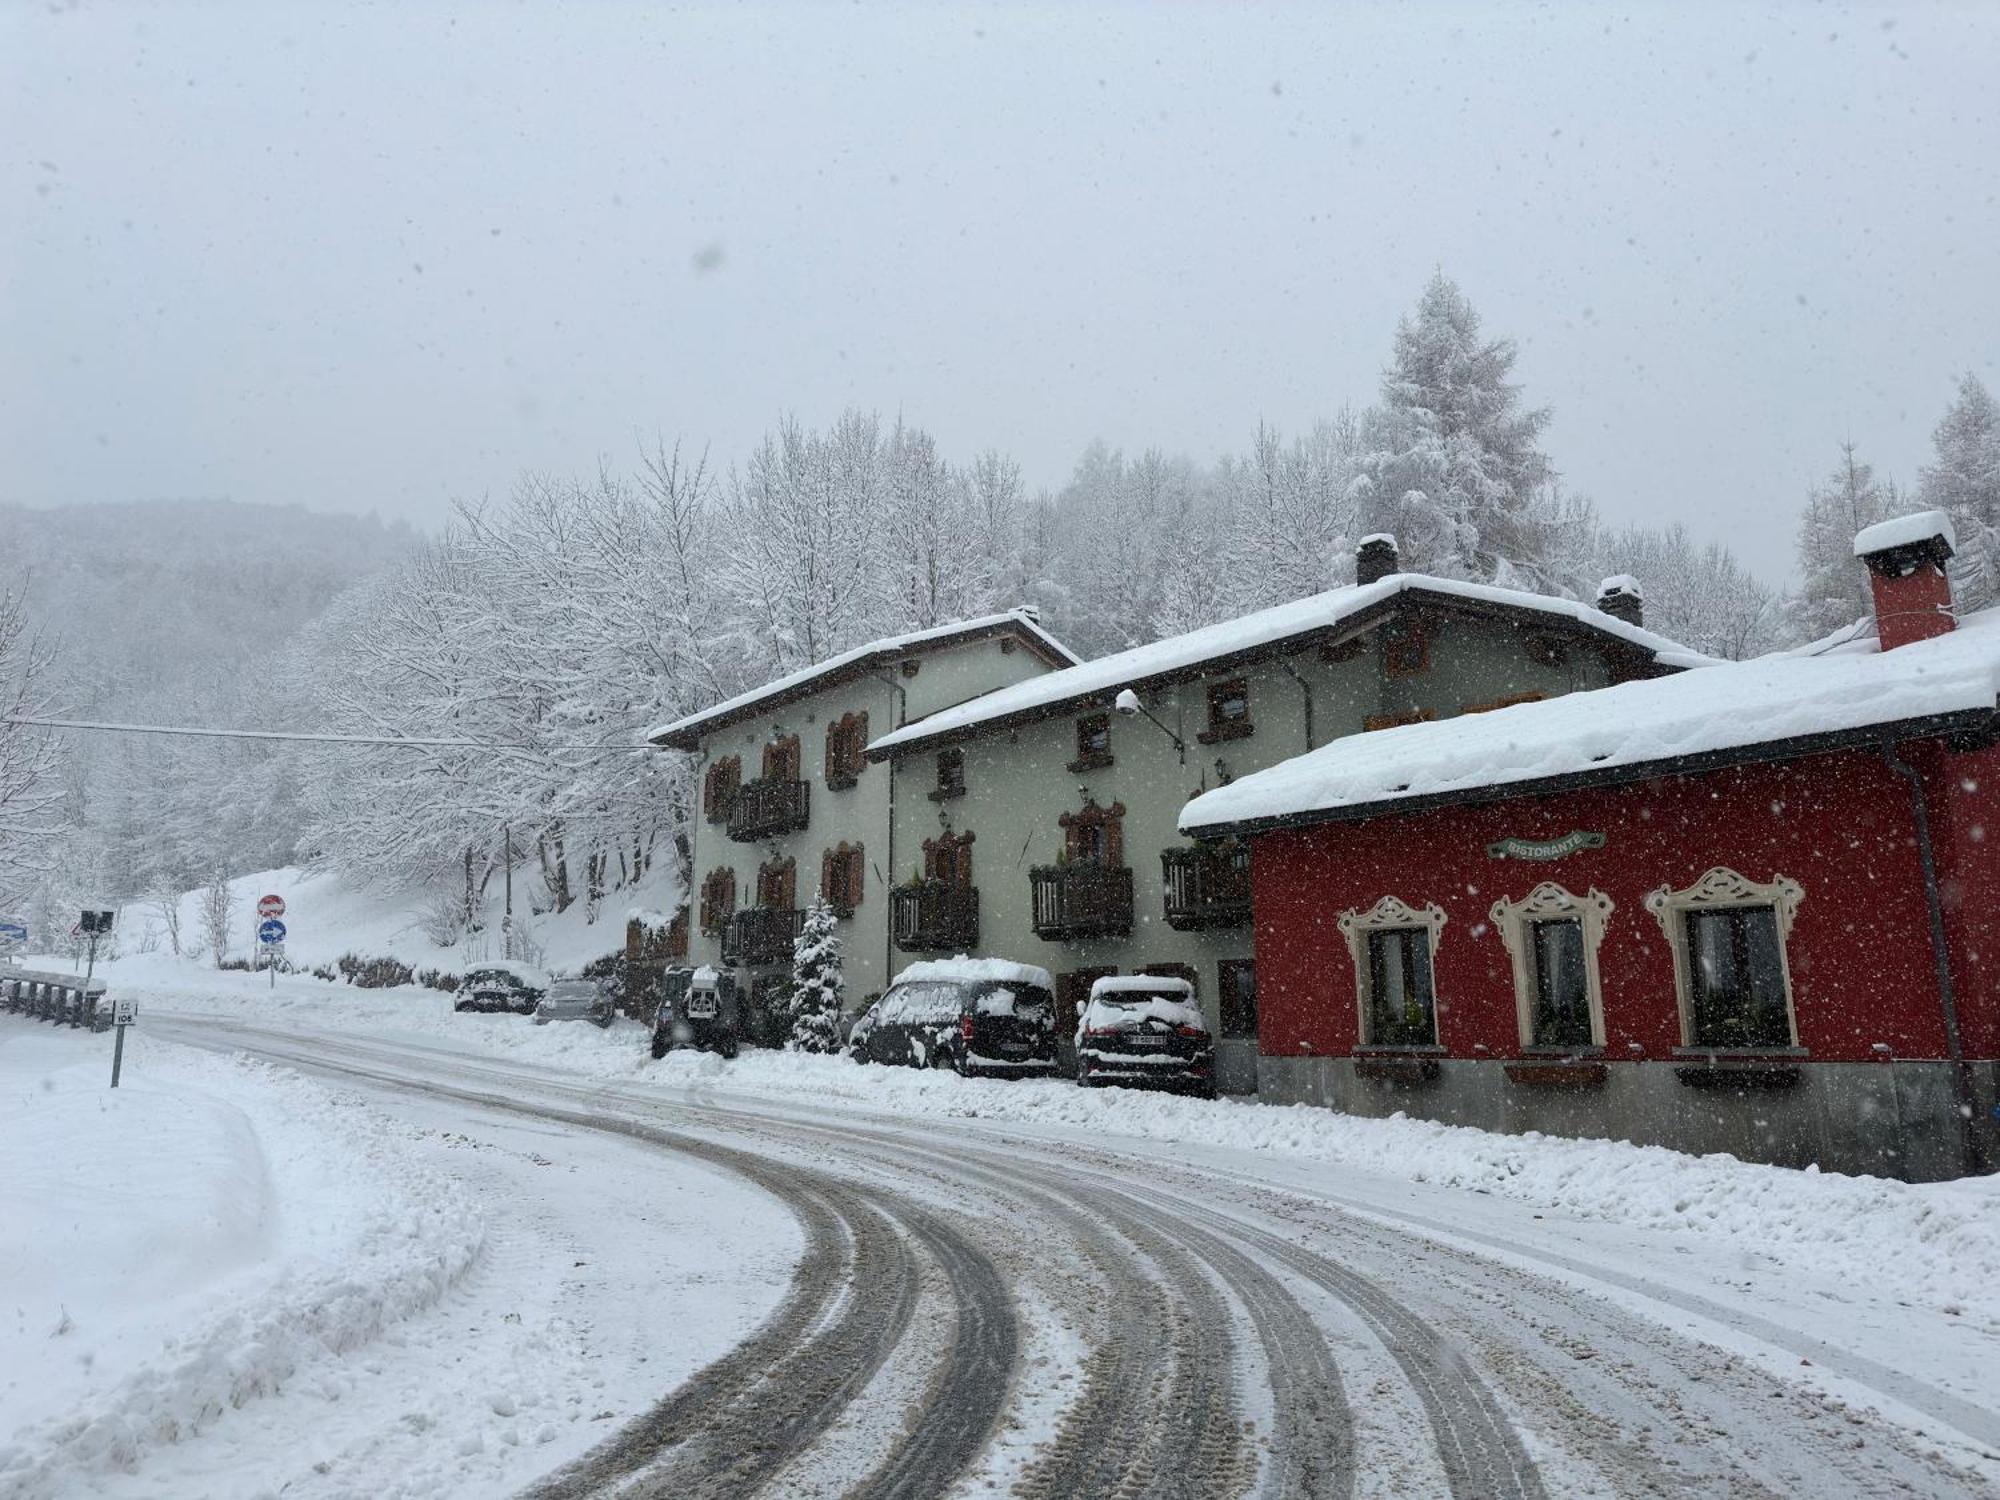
[786,897,845,1054]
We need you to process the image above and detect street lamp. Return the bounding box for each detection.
[1113,688,1186,764]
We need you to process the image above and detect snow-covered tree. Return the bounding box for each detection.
[1593,523,1779,660]
[0,581,65,912]
[1351,272,1557,583]
[1789,443,1893,643]
[1917,375,2000,611]
[786,896,844,1053]
[199,870,236,968]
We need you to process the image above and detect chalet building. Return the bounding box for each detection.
[1182,511,2000,1181]
[864,539,1701,1089]
[648,613,1080,1037]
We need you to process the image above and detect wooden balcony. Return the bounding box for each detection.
[1161,844,1252,931]
[1029,864,1134,941]
[892,881,980,952]
[721,906,804,967]
[726,778,809,842]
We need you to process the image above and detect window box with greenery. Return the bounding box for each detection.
[1029,861,1134,940]
[891,879,980,951]
[1338,896,1448,1051]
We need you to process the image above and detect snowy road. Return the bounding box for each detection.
[137,1012,2000,1500]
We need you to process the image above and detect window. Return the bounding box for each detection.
[922,831,974,886]
[1337,895,1448,1048]
[1056,966,1116,1041]
[823,712,868,790]
[1645,867,1804,1051]
[1217,959,1257,1040]
[762,734,801,782]
[1684,908,1792,1048]
[1363,708,1437,733]
[930,746,965,800]
[1489,882,1614,1050]
[1366,929,1438,1046]
[1060,800,1125,866]
[703,756,741,823]
[755,856,796,911]
[1384,621,1431,678]
[1198,678,1253,743]
[1070,713,1113,771]
[699,868,736,934]
[821,843,865,916]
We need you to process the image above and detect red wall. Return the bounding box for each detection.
[1250,743,1997,1064]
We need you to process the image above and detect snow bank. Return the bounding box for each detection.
[0,1023,483,1497]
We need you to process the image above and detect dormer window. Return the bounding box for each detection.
[1197,679,1253,744]
[1069,713,1113,771]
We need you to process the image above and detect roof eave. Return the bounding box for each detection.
[1180,705,2000,841]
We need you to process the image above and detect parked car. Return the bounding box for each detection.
[533,977,615,1027]
[649,965,740,1059]
[847,958,1058,1077]
[1075,975,1216,1097]
[454,962,550,1015]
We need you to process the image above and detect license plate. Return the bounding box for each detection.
[1126,1035,1167,1049]
[1000,1041,1030,1054]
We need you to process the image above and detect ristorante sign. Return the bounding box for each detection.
[1485,830,1606,861]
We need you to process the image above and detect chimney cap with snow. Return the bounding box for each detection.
[1853,510,1956,574]
[1356,533,1400,587]
[1594,574,1644,627]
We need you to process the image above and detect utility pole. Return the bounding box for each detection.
[503,824,514,961]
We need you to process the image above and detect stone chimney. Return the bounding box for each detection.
[1594,575,1644,628]
[1356,533,1400,587]
[1854,510,1956,650]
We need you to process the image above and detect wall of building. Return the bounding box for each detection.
[886,607,1621,1087]
[1246,741,2000,1178]
[684,633,1059,1008]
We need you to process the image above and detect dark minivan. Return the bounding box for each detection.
[848,959,1058,1078]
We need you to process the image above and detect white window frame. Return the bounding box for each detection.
[1643,866,1805,1049]
[1489,883,1615,1050]
[1337,896,1448,1046]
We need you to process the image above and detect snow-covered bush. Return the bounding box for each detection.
[786,898,844,1054]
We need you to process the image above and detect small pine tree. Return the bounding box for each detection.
[786,897,844,1053]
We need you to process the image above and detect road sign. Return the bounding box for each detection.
[113,997,137,1025]
[110,995,136,1087]
[258,918,287,945]
[0,919,27,951]
[79,910,115,935]
[257,894,286,919]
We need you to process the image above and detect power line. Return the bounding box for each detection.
[3,716,641,754]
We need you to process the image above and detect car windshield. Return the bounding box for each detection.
[546,984,596,1001]
[1097,988,1184,1007]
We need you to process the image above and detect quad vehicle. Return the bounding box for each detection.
[650,964,741,1059]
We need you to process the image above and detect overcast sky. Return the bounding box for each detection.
[5,2,1996,583]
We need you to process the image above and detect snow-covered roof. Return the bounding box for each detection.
[868,574,1706,758]
[1854,509,1955,558]
[1181,605,2000,836]
[892,956,1055,991]
[1089,974,1195,999]
[648,610,1078,749]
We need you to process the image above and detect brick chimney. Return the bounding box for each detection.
[1854,510,1956,650]
[1356,533,1400,587]
[1594,575,1644,628]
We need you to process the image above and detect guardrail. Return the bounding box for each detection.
[0,967,112,1031]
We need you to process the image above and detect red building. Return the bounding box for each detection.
[1182,512,2000,1180]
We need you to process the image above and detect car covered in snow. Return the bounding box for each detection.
[847,958,1058,1077]
[454,961,550,1015]
[532,977,615,1027]
[1075,975,1215,1097]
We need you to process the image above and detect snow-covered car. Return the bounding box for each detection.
[847,958,1058,1077]
[532,978,614,1027]
[454,962,550,1015]
[1075,975,1216,1098]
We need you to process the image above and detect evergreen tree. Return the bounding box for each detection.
[786,896,844,1053]
[1353,272,1556,582]
[1788,442,1892,643]
[1917,375,2000,611]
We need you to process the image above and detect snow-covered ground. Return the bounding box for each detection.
[0,997,793,1500]
[82,863,675,979]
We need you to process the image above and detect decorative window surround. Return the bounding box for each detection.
[1337,896,1448,1047]
[1489,882,1614,1049]
[1644,867,1805,1049]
